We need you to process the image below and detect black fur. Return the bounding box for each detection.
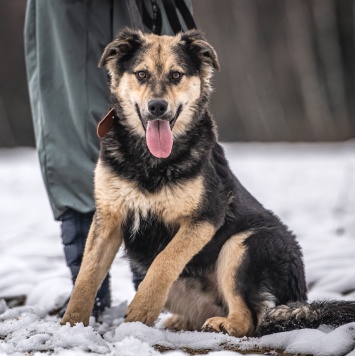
[257,301,355,335]
[99,29,354,335]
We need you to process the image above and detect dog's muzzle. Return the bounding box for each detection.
[135,102,183,159]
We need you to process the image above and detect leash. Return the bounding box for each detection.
[175,0,196,30]
[128,0,196,34]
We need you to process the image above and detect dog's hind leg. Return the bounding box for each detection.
[164,277,225,331]
[202,231,254,337]
[61,211,122,326]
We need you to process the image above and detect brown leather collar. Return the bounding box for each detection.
[97,108,116,138]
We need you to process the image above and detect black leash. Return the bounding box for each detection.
[127,0,196,34]
[175,0,196,30]
[161,0,184,33]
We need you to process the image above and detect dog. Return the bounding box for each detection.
[61,28,355,336]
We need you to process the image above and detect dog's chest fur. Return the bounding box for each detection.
[95,160,207,271]
[95,160,204,228]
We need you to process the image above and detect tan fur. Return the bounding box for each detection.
[164,314,194,331]
[202,231,254,337]
[265,304,316,322]
[95,159,204,226]
[164,277,225,331]
[125,221,216,325]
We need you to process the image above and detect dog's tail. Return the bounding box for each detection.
[256,300,355,336]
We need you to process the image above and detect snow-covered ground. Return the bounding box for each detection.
[0,142,355,355]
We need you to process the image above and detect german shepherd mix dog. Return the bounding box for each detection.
[61,29,355,336]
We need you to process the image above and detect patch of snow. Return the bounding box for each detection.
[1,307,109,354]
[258,323,355,356]
[111,336,160,356]
[26,277,72,314]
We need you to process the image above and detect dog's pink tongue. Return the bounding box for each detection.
[146,120,173,158]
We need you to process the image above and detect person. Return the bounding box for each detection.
[24,0,195,318]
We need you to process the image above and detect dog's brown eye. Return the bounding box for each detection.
[171,72,181,80]
[137,71,147,79]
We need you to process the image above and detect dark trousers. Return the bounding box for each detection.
[59,209,111,311]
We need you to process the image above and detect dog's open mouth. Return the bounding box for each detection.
[136,104,182,159]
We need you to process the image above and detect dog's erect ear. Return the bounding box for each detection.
[98,28,143,68]
[180,30,220,70]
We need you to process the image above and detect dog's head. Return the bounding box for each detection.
[99,28,219,159]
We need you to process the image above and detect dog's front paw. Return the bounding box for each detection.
[125,291,162,325]
[60,308,91,327]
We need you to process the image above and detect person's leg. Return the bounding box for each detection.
[59,209,111,315]
[24,0,108,220]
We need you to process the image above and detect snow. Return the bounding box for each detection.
[258,323,355,356]
[0,142,355,355]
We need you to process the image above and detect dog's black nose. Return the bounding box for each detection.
[148,99,168,118]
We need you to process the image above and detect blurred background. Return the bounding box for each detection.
[0,0,355,147]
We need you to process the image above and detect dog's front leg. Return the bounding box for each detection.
[125,220,216,325]
[61,212,122,326]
